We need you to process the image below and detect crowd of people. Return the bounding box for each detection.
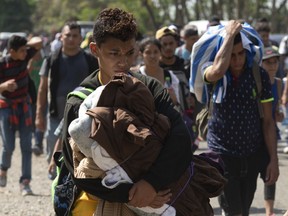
[0,7,288,216]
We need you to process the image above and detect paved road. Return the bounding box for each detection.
[196,129,288,216]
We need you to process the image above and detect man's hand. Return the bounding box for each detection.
[0,79,17,93]
[48,159,56,178]
[281,93,288,105]
[128,180,157,208]
[27,36,43,50]
[149,189,172,208]
[225,20,242,37]
[265,158,279,185]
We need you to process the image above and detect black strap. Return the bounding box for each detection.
[252,63,264,118]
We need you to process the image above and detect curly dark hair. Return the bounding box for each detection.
[93,8,137,46]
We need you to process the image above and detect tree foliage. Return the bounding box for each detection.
[0,0,35,32]
[1,0,288,35]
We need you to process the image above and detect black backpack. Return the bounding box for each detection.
[51,87,94,216]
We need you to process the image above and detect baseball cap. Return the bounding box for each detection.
[263,46,280,60]
[155,26,178,40]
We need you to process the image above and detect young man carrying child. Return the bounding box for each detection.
[58,8,226,216]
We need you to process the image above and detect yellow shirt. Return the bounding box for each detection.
[72,191,98,216]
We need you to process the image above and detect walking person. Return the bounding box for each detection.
[155,26,195,145]
[156,26,189,81]
[194,20,279,215]
[27,45,46,156]
[0,35,42,195]
[58,8,223,215]
[35,21,98,175]
[138,37,181,108]
[175,24,199,63]
[261,46,284,216]
[137,36,198,149]
[279,35,288,154]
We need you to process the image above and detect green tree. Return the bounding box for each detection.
[10,0,288,37]
[0,0,35,32]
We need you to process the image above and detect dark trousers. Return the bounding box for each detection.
[219,147,268,216]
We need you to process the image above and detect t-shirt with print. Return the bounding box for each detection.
[207,66,273,157]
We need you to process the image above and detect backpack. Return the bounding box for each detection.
[166,70,196,143]
[52,152,76,216]
[52,87,94,216]
[196,62,263,140]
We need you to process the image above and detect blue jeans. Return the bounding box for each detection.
[0,103,33,183]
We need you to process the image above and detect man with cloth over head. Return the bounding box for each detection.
[200,20,279,216]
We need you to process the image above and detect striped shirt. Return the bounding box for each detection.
[0,47,37,128]
[0,47,37,103]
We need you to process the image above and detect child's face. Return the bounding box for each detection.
[262,57,279,77]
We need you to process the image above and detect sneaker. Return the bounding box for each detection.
[32,145,43,156]
[20,180,33,196]
[0,175,7,187]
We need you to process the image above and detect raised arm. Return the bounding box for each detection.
[205,20,242,82]
[27,36,43,50]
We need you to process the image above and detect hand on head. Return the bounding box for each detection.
[225,20,242,37]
